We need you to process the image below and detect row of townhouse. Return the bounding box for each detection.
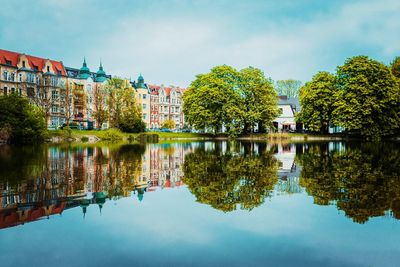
[0,48,186,129]
[128,76,186,129]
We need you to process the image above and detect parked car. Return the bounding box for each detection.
[161,128,171,132]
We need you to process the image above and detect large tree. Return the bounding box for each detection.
[183,65,278,136]
[105,77,144,132]
[275,79,302,97]
[332,56,400,139]
[297,72,337,134]
[239,67,279,134]
[183,65,243,135]
[93,84,109,129]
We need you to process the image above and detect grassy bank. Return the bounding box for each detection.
[48,128,347,144]
[48,129,211,143]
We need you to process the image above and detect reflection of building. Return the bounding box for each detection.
[271,143,303,195]
[0,143,194,229]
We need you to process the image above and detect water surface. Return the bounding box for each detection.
[0,141,399,267]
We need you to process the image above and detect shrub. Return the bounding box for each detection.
[0,94,47,143]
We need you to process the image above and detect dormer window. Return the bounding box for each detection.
[57,70,61,75]
[22,61,26,68]
[47,66,50,72]
[5,60,11,65]
[33,65,38,71]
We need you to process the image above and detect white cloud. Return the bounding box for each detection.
[87,0,399,87]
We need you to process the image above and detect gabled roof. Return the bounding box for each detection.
[0,48,66,75]
[0,49,19,67]
[278,96,301,112]
[147,84,186,97]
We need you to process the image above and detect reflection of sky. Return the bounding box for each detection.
[0,184,399,267]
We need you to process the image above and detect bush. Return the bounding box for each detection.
[118,116,146,133]
[0,94,47,143]
[102,128,124,141]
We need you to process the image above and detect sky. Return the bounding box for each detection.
[1,0,399,87]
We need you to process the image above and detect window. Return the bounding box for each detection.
[33,65,38,71]
[51,117,58,126]
[143,114,147,119]
[143,103,146,109]
[51,105,58,113]
[3,71,8,81]
[51,77,58,86]
[47,66,50,72]
[3,87,8,95]
[5,60,11,66]
[10,72,15,81]
[18,74,22,82]
[22,61,26,68]
[143,94,147,99]
[11,88,15,94]
[52,90,58,100]
[26,73,35,83]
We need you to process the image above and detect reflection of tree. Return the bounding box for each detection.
[183,143,279,212]
[0,145,47,184]
[297,142,400,223]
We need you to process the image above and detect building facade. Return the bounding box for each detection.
[1,48,187,130]
[148,83,185,129]
[65,58,111,129]
[0,49,112,129]
[0,49,69,127]
[131,74,186,130]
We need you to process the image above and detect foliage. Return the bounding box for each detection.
[183,65,279,136]
[0,94,47,143]
[332,56,400,139]
[296,142,400,223]
[275,79,302,97]
[160,119,175,130]
[93,84,109,129]
[297,72,337,133]
[240,67,280,134]
[391,56,400,79]
[182,142,279,212]
[105,77,145,133]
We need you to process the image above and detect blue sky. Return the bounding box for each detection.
[1,0,399,86]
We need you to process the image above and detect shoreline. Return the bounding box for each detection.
[45,131,376,144]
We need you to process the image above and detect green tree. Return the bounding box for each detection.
[183,65,279,136]
[105,78,144,133]
[297,72,337,134]
[275,79,302,97]
[0,94,47,143]
[93,85,109,129]
[332,56,400,139]
[183,65,242,135]
[239,67,280,134]
[161,119,176,130]
[391,56,400,79]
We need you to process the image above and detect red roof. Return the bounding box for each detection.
[0,49,19,66]
[148,84,187,96]
[0,48,66,75]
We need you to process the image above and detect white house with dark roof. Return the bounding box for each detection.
[274,96,301,132]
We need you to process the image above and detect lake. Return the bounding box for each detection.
[0,141,399,267]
